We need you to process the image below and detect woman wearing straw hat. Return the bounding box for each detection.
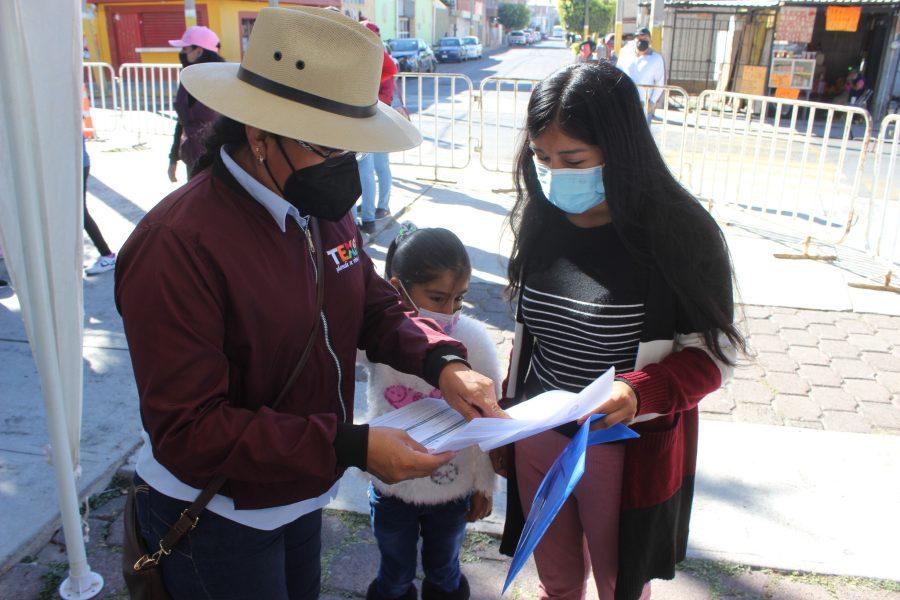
[115,8,503,599]
[167,25,224,182]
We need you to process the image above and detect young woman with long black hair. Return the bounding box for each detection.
[495,61,746,600]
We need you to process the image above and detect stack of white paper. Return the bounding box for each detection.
[368,368,615,453]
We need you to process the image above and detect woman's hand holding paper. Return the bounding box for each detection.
[577,380,638,430]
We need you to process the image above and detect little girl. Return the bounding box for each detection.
[361,223,499,600]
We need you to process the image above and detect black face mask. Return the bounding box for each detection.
[637,40,650,52]
[265,138,361,222]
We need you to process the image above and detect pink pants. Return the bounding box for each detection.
[516,430,651,600]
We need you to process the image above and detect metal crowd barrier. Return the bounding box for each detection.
[82,62,119,136]
[684,90,872,255]
[852,114,900,293]
[637,84,691,180]
[477,76,538,173]
[83,62,118,111]
[392,73,474,181]
[82,64,890,278]
[118,62,182,137]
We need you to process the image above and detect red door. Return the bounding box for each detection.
[107,5,209,69]
[110,12,142,67]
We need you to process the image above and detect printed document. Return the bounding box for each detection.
[368,368,615,453]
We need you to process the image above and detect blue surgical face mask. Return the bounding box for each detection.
[532,156,606,215]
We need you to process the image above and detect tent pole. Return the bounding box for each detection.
[41,372,104,599]
[0,1,103,597]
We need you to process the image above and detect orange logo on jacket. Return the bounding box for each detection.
[326,239,360,273]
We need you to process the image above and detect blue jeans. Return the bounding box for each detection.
[369,485,469,598]
[358,152,392,223]
[134,476,322,600]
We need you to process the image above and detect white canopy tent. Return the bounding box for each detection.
[0,1,103,598]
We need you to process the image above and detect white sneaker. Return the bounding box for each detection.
[86,254,116,276]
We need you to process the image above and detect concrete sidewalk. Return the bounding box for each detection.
[4,471,898,599]
[1,134,898,590]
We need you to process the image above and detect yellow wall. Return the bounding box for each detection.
[82,1,280,66]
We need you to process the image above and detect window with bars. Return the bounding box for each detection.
[398,17,411,38]
[670,12,731,86]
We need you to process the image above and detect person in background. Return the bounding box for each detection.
[167,26,223,182]
[361,223,498,600]
[616,27,666,124]
[0,242,6,288]
[83,137,116,275]
[578,38,596,62]
[357,20,397,235]
[604,33,617,65]
[846,68,867,105]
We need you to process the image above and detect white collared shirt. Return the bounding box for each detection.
[219,146,309,232]
[617,44,666,104]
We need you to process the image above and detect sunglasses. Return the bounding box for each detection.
[294,139,352,159]
[294,139,368,163]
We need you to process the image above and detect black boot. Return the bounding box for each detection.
[421,574,470,600]
[367,580,417,600]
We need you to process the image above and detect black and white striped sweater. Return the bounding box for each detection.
[500,219,735,600]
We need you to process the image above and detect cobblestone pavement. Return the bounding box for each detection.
[3,474,897,600]
[464,283,900,435]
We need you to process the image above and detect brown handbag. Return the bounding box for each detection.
[122,218,327,599]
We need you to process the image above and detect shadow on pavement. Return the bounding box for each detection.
[88,176,148,226]
[424,186,511,218]
[727,221,886,283]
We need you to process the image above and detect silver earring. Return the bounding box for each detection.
[256,148,264,163]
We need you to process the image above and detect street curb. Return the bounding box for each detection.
[0,440,142,577]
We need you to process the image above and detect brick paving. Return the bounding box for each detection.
[3,474,897,600]
[465,283,900,435]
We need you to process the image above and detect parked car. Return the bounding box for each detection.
[462,36,483,59]
[435,37,466,63]
[523,29,539,44]
[388,38,436,72]
[508,30,528,46]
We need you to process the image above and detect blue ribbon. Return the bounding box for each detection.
[502,415,639,595]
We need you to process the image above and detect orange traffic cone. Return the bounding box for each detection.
[82,83,95,139]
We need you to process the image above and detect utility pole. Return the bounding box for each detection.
[649,0,663,50]
[583,0,590,42]
[184,0,197,27]
[613,0,623,55]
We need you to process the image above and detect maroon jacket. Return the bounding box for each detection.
[115,157,466,509]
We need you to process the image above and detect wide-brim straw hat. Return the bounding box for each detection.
[180,7,420,153]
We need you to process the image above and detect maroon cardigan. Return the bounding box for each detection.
[500,267,728,600]
[115,158,465,509]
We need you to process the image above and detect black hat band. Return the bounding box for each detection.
[237,66,378,119]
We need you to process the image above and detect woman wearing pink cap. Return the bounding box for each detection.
[167,26,224,182]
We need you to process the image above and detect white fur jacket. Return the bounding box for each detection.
[358,314,500,505]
